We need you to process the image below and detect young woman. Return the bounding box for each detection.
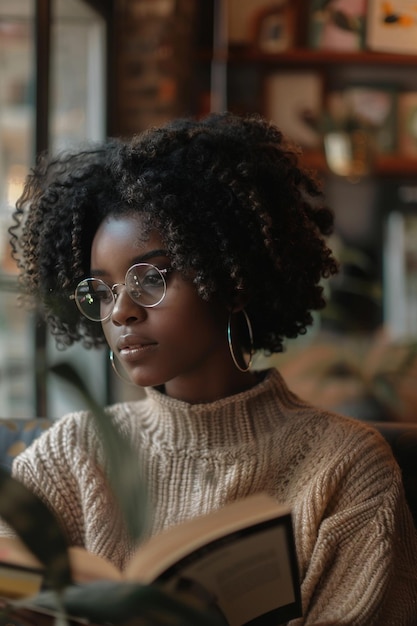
[1,112,416,624]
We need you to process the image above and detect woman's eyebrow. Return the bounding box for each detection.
[90,249,169,276]
[137,248,169,263]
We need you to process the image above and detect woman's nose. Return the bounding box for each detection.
[110,287,146,325]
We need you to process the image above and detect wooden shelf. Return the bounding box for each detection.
[225,47,417,68]
[300,150,327,173]
[197,33,417,179]
[192,47,417,65]
[375,154,417,177]
[301,151,417,178]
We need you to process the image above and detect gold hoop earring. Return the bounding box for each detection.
[227,309,254,373]
[109,350,135,385]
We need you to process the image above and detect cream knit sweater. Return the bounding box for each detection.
[1,369,417,625]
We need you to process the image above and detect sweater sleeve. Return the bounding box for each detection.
[291,426,417,626]
[0,414,97,547]
[0,412,134,569]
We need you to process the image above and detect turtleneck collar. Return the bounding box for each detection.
[119,368,305,450]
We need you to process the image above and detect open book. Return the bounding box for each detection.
[1,493,302,626]
[0,561,43,599]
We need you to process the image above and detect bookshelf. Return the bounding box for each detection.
[193,1,417,178]
[190,0,417,339]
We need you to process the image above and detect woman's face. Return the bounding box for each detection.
[91,214,251,402]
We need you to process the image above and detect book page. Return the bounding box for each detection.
[124,494,291,582]
[0,562,43,599]
[158,519,300,626]
[68,547,122,584]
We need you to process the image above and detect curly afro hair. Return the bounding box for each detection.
[9,111,338,353]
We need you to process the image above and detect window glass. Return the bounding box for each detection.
[0,0,108,418]
[50,0,106,152]
[47,0,108,417]
[0,0,35,417]
[0,0,34,274]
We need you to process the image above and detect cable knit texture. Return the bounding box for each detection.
[1,369,416,625]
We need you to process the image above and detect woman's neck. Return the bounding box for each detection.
[163,369,260,404]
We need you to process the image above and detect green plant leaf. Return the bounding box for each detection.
[50,362,147,543]
[0,467,72,592]
[16,580,228,626]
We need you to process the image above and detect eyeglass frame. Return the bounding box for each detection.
[70,262,173,322]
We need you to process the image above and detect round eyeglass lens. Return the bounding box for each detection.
[126,263,167,307]
[75,278,114,321]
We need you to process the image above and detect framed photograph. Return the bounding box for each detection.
[367,0,417,54]
[397,91,417,156]
[308,0,367,51]
[227,0,273,45]
[227,0,293,48]
[254,4,295,52]
[264,71,323,148]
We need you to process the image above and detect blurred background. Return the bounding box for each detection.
[2,0,417,423]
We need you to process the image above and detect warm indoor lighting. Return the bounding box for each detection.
[6,164,26,207]
[324,128,376,181]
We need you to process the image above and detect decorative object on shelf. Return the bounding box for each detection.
[397,91,417,156]
[227,0,292,47]
[323,127,376,179]
[308,0,367,51]
[322,117,373,178]
[325,85,398,154]
[264,71,323,148]
[367,0,417,54]
[252,2,296,52]
[321,86,399,178]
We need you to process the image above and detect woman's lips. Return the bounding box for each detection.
[118,343,157,362]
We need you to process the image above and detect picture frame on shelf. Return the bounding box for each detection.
[227,0,294,48]
[227,0,273,46]
[397,91,417,156]
[253,3,296,53]
[308,0,367,51]
[366,0,417,54]
[264,71,323,149]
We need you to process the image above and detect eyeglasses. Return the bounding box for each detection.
[72,263,172,322]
